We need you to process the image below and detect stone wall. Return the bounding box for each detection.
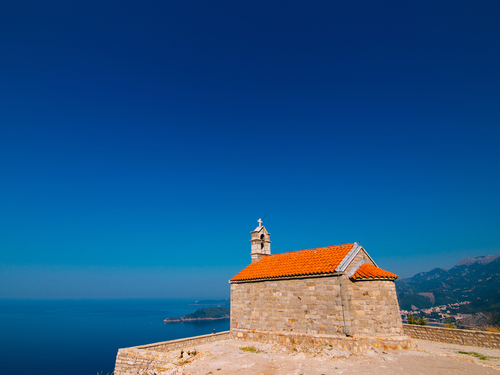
[230,275,346,335]
[350,280,403,336]
[114,331,231,375]
[115,347,179,375]
[403,324,500,349]
[114,325,500,374]
[342,249,403,336]
[114,328,414,374]
[135,331,231,352]
[232,328,413,353]
[230,251,403,337]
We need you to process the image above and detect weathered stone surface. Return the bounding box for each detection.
[230,328,412,352]
[349,279,403,336]
[114,329,414,374]
[404,324,500,349]
[114,332,231,375]
[231,276,347,335]
[230,250,403,338]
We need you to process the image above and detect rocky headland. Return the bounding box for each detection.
[164,307,230,323]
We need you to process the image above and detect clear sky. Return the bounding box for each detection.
[1,1,499,299]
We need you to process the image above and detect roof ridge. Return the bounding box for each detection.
[230,243,358,282]
[268,243,355,257]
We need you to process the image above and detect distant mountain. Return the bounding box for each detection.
[396,253,500,315]
[456,253,500,267]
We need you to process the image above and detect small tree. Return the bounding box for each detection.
[418,316,427,326]
[407,314,417,324]
[444,318,455,329]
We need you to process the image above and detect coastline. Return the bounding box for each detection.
[163,315,230,323]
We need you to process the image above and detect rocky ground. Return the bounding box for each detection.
[165,338,500,375]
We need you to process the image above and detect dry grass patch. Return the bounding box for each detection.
[458,351,499,361]
[484,325,500,333]
[240,345,264,354]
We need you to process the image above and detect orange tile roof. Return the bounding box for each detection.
[350,263,398,281]
[230,243,355,282]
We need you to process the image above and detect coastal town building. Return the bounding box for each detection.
[229,220,404,337]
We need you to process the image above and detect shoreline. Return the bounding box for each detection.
[163,315,230,323]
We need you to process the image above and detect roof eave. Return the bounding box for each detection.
[350,276,398,281]
[230,271,342,284]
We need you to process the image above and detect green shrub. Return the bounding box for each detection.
[418,316,427,325]
[444,318,455,329]
[407,314,427,325]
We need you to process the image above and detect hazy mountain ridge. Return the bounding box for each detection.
[456,253,500,267]
[396,253,500,315]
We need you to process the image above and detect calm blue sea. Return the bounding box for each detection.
[0,299,230,375]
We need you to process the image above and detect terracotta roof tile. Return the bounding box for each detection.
[350,263,398,281]
[230,243,355,282]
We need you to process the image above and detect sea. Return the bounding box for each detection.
[0,299,230,375]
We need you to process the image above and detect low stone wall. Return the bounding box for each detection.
[115,328,415,374]
[135,331,231,352]
[403,324,500,349]
[114,331,231,375]
[231,329,413,353]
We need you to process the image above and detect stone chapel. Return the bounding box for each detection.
[113,221,410,375]
[229,220,404,338]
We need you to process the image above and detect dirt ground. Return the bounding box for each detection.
[170,338,500,375]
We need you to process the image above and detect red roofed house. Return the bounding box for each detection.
[229,220,404,338]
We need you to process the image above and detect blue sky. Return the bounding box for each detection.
[1,1,499,299]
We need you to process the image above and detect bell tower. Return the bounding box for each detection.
[250,218,271,263]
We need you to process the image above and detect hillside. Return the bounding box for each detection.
[190,299,230,307]
[164,307,230,323]
[396,253,500,319]
[184,307,230,320]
